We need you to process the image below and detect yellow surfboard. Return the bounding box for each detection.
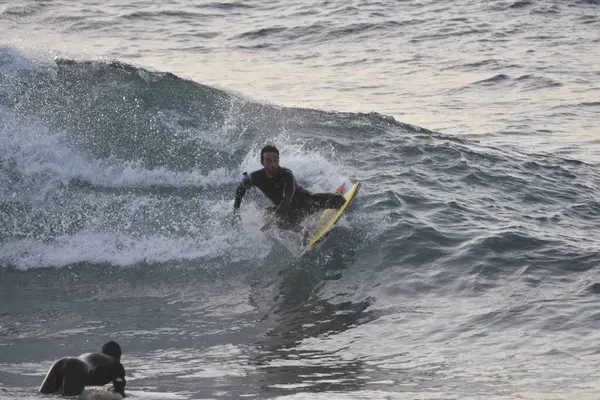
[302,181,361,251]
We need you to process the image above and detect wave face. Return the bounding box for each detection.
[3,0,600,164]
[1,50,600,398]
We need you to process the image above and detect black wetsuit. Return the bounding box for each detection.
[39,352,126,397]
[234,167,345,230]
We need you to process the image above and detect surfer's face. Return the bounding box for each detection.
[261,152,280,176]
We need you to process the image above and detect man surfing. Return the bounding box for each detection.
[233,145,346,233]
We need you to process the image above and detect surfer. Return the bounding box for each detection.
[39,341,127,398]
[233,145,346,232]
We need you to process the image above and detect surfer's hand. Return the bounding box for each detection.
[261,211,277,231]
[260,219,273,231]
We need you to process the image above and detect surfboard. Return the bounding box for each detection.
[81,388,183,399]
[302,181,361,251]
[80,389,122,400]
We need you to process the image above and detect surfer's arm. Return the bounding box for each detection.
[233,172,253,211]
[233,173,253,225]
[112,364,127,397]
[273,169,296,216]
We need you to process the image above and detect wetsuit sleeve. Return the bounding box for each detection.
[233,173,253,210]
[112,363,126,397]
[273,169,296,216]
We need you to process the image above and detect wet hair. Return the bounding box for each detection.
[260,145,279,162]
[101,341,122,360]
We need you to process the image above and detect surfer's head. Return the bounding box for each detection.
[260,145,280,176]
[101,341,122,361]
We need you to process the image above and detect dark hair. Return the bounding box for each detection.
[101,341,122,360]
[260,145,279,162]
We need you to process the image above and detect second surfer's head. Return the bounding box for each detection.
[101,341,122,361]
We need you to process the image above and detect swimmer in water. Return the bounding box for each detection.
[39,340,126,397]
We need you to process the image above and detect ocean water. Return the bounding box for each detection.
[1,0,600,399]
